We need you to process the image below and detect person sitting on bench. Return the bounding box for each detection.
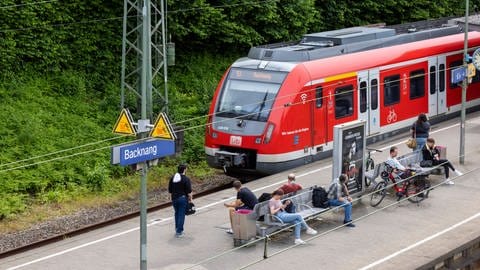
[421,138,462,185]
[269,189,317,245]
[223,180,258,234]
[327,174,355,228]
[280,173,303,194]
[386,146,414,179]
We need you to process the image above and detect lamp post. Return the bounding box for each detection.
[460,0,469,165]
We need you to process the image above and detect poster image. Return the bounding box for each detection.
[341,125,365,195]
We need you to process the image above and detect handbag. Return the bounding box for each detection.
[186,202,196,215]
[420,160,433,167]
[406,138,417,149]
[406,122,417,149]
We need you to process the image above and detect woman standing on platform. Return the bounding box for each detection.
[411,113,431,151]
[168,164,192,238]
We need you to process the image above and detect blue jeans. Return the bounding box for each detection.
[329,199,352,222]
[415,137,427,152]
[276,211,308,239]
[172,196,187,234]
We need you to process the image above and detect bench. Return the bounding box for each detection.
[365,148,446,185]
[251,187,329,237]
[397,150,444,176]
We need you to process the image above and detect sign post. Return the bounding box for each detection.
[332,120,366,196]
[460,0,469,165]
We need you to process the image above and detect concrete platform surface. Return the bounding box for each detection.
[1,111,480,270]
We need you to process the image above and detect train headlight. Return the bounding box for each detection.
[263,123,275,144]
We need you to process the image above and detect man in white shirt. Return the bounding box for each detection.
[386,146,411,179]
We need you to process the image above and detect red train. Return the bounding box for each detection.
[205,23,480,175]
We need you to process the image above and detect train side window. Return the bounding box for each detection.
[439,64,445,92]
[359,81,367,113]
[449,60,462,89]
[335,85,354,119]
[410,69,425,99]
[429,66,436,94]
[371,79,378,110]
[384,75,400,106]
[315,86,323,108]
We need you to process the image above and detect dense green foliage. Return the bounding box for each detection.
[0,0,474,219]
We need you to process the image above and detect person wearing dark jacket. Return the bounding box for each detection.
[168,164,192,237]
[421,138,462,185]
[223,180,258,234]
[411,113,431,151]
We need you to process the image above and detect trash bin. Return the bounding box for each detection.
[232,209,256,247]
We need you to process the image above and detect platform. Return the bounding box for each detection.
[2,112,480,270]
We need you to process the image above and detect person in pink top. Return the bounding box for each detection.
[269,189,317,245]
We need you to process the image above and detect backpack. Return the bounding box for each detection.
[312,187,329,208]
[257,192,272,203]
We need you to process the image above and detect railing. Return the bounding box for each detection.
[417,235,480,270]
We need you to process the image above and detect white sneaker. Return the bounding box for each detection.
[455,170,463,176]
[294,239,307,245]
[225,228,233,234]
[306,228,317,235]
[445,179,455,185]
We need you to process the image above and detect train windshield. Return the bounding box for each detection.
[216,68,287,122]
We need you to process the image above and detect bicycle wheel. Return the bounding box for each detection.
[364,158,375,187]
[406,180,427,203]
[370,180,387,207]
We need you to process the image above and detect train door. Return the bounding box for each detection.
[358,69,380,135]
[312,85,327,148]
[325,78,358,142]
[428,56,447,116]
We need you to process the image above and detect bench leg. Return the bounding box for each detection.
[263,236,269,259]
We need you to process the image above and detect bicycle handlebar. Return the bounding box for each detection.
[366,148,383,152]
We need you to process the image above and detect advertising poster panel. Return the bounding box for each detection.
[333,120,366,196]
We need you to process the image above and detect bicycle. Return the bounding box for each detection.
[364,148,383,187]
[370,163,430,207]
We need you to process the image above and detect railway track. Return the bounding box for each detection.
[0,180,244,259]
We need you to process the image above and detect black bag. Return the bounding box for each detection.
[420,160,433,167]
[312,187,329,208]
[186,202,196,215]
[284,200,296,213]
[257,192,272,202]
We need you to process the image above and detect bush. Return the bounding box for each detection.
[0,194,27,220]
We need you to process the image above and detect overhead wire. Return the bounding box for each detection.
[0,0,281,33]
[0,16,133,33]
[0,136,124,168]
[0,63,474,172]
[183,160,480,270]
[0,0,475,171]
[0,0,59,10]
[167,0,280,14]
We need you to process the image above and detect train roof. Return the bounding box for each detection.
[248,25,461,62]
[301,31,480,81]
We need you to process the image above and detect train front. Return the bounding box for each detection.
[204,58,295,175]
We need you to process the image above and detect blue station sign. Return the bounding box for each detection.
[451,66,467,84]
[111,139,175,166]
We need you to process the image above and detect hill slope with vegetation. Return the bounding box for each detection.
[0,0,466,224]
